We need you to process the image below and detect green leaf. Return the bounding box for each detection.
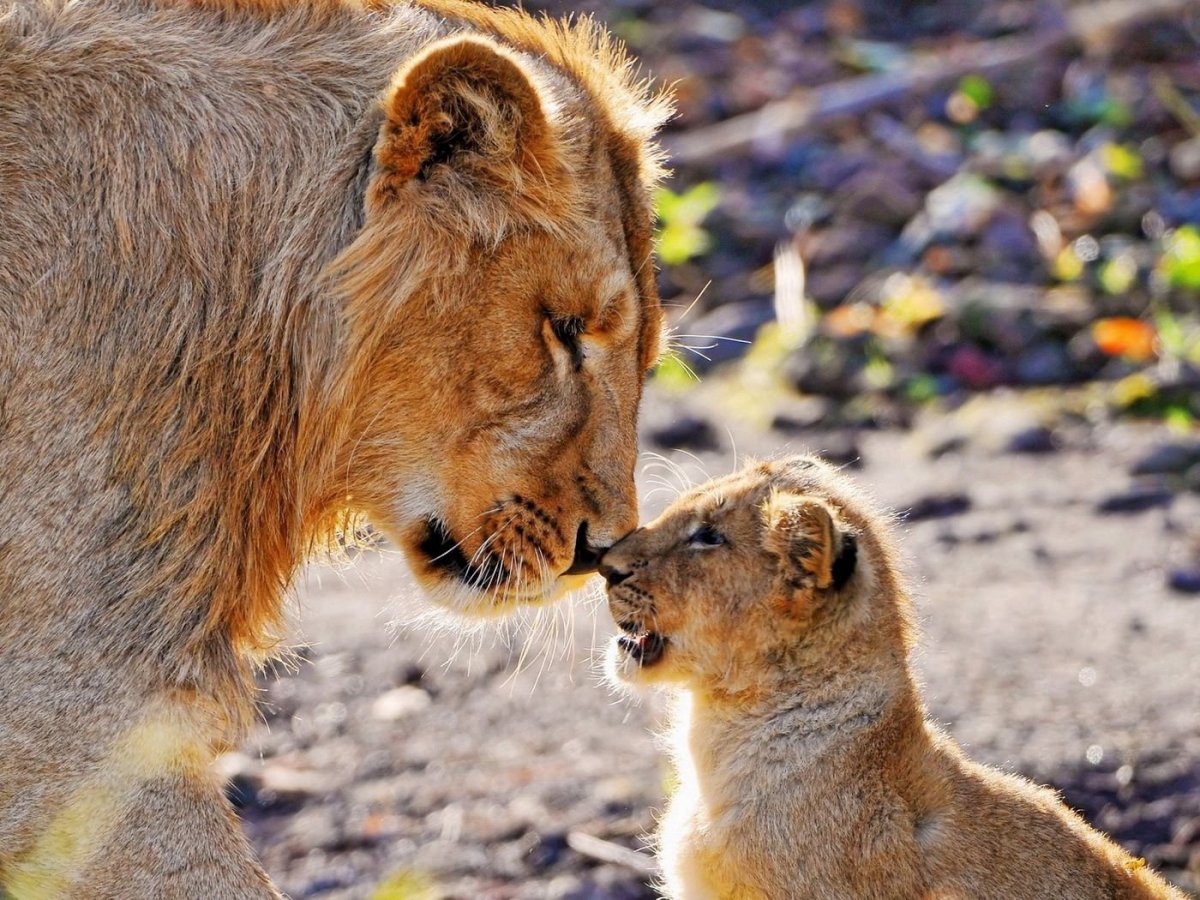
[837,39,908,73]
[1161,225,1200,290]
[613,16,649,49]
[1099,143,1143,181]
[958,75,994,110]
[904,374,940,404]
[655,183,720,265]
[1098,254,1137,295]
[1153,307,1186,357]
[656,183,720,228]
[863,340,894,390]
[658,222,712,266]
[651,351,700,390]
[1097,98,1133,128]
[1053,246,1085,282]
[371,871,439,900]
[1165,404,1195,432]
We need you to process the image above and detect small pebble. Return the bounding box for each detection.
[224,773,259,811]
[371,686,432,722]
[946,345,1007,390]
[813,433,863,468]
[1130,443,1200,477]
[899,492,972,523]
[1169,137,1200,182]
[936,528,961,546]
[680,300,774,370]
[770,397,833,433]
[1006,425,1058,454]
[1095,487,1174,515]
[647,415,719,452]
[980,209,1041,270]
[524,831,572,871]
[1014,342,1072,387]
[1167,568,1200,595]
[926,433,969,459]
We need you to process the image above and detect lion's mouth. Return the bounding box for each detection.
[417,516,588,609]
[616,620,667,667]
[418,517,508,591]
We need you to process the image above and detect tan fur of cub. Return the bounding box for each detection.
[603,456,1185,900]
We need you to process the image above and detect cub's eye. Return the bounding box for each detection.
[549,315,586,370]
[688,523,726,548]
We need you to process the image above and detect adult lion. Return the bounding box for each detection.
[0,0,669,893]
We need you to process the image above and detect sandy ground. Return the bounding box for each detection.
[233,387,1200,899]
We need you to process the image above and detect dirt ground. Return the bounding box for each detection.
[232,385,1200,899]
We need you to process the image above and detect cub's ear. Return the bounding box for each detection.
[368,35,562,213]
[762,492,857,594]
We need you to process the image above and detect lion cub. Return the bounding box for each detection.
[602,456,1184,900]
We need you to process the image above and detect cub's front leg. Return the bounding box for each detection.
[659,794,769,900]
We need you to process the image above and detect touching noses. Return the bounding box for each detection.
[565,521,606,575]
[598,559,632,586]
[597,526,640,585]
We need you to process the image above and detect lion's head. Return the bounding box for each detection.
[320,20,670,616]
[601,457,896,694]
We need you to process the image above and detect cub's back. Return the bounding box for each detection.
[918,735,1184,899]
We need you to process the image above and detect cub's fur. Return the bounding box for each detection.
[0,0,668,894]
[603,457,1184,900]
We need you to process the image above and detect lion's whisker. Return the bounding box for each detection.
[671,333,751,345]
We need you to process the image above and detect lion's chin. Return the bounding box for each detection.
[418,571,597,619]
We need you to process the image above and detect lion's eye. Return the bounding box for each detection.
[688,524,726,548]
[550,315,586,370]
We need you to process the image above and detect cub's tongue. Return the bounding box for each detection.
[617,630,666,666]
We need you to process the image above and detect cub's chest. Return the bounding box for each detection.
[659,791,771,900]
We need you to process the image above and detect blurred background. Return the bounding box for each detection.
[234,0,1200,896]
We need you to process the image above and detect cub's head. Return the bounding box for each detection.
[603,456,896,694]
[325,21,670,616]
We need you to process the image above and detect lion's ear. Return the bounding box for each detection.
[762,492,857,595]
[369,35,561,212]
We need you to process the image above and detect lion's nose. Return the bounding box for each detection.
[599,562,632,587]
[565,521,606,575]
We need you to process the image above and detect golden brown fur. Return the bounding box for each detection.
[0,0,668,893]
[603,457,1185,900]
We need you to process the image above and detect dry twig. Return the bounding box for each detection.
[566,831,659,878]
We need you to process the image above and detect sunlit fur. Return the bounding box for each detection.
[605,456,1184,900]
[0,0,668,893]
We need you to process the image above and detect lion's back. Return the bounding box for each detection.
[1,0,437,298]
[0,0,450,428]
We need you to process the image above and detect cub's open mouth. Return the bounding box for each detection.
[616,621,667,666]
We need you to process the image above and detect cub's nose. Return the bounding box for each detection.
[565,521,606,575]
[599,562,632,587]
